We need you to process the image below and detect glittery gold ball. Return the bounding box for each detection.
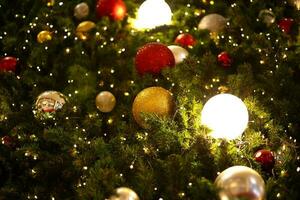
[96,91,116,113]
[109,187,139,200]
[37,30,52,43]
[132,87,175,128]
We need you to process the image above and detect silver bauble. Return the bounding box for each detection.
[168,45,189,64]
[95,91,116,113]
[198,13,226,32]
[215,166,265,200]
[74,2,89,20]
[109,187,139,200]
[33,91,67,120]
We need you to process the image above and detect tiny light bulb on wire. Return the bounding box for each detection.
[133,0,172,29]
[201,94,249,140]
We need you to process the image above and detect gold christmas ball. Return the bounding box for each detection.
[33,91,67,120]
[37,30,52,43]
[132,87,175,128]
[76,21,95,40]
[109,187,139,200]
[289,0,300,10]
[74,2,90,20]
[96,91,116,113]
[215,166,266,200]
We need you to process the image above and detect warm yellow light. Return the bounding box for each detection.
[133,0,172,29]
[201,94,249,140]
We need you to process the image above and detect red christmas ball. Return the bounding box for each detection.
[0,56,17,72]
[135,43,175,75]
[278,18,294,34]
[175,33,196,47]
[96,0,126,21]
[1,136,17,148]
[217,51,232,68]
[254,149,275,170]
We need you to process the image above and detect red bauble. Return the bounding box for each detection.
[1,136,17,148]
[175,33,196,47]
[0,56,17,72]
[278,18,294,34]
[254,149,275,170]
[217,51,232,68]
[135,43,175,75]
[96,0,126,21]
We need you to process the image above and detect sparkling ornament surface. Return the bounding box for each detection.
[0,56,17,72]
[201,93,249,140]
[254,149,275,170]
[33,91,67,120]
[135,43,175,75]
[132,87,175,128]
[215,166,265,200]
[175,33,196,47]
[168,45,189,64]
[198,13,226,32]
[96,0,127,21]
[278,18,294,34]
[37,31,52,43]
[74,2,90,20]
[95,91,116,113]
[218,51,232,68]
[258,9,275,26]
[76,21,96,40]
[134,0,172,29]
[109,187,139,200]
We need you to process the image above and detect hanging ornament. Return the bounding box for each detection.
[132,87,175,128]
[254,149,275,170]
[46,0,55,7]
[217,51,232,68]
[289,0,300,10]
[37,30,52,43]
[215,166,265,200]
[95,91,116,113]
[0,56,17,72]
[74,2,90,20]
[258,9,275,26]
[174,33,196,48]
[1,135,17,148]
[167,45,189,64]
[75,21,96,40]
[133,0,172,29]
[198,13,226,33]
[278,18,294,34]
[218,85,229,93]
[109,187,140,200]
[135,43,175,75]
[201,93,249,140]
[96,0,127,21]
[33,91,67,120]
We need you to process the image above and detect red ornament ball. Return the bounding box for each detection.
[0,56,17,72]
[96,0,126,21]
[217,51,232,68]
[278,18,294,34]
[135,43,175,75]
[254,149,275,170]
[175,33,196,47]
[1,136,17,148]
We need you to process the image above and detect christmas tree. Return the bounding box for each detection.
[0,0,300,199]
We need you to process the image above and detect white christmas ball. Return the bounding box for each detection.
[95,91,116,113]
[74,2,89,20]
[109,187,140,200]
[201,93,249,140]
[198,13,226,32]
[215,166,265,200]
[168,45,189,64]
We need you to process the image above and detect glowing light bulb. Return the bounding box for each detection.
[201,94,249,140]
[134,0,172,29]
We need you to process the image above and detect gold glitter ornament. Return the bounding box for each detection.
[109,187,139,200]
[132,87,175,128]
[37,30,52,43]
[74,2,90,20]
[76,21,95,40]
[95,91,116,113]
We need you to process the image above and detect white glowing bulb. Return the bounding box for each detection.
[201,93,249,140]
[134,0,172,29]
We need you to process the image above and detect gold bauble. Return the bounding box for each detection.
[109,187,139,200]
[74,2,90,20]
[96,91,116,113]
[215,166,265,200]
[46,0,55,7]
[289,0,300,10]
[37,30,52,43]
[76,21,95,40]
[132,87,175,128]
